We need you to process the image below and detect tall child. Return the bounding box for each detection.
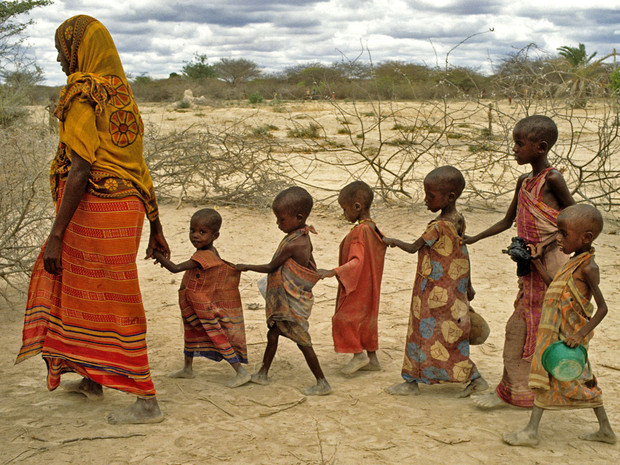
[319,181,387,375]
[464,115,574,409]
[235,187,332,396]
[153,209,250,388]
[383,166,487,397]
[504,204,616,446]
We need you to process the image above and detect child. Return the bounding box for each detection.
[383,166,487,397]
[235,186,331,396]
[318,181,387,375]
[464,115,574,409]
[504,204,616,446]
[152,208,251,388]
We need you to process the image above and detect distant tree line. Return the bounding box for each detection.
[122,44,619,105]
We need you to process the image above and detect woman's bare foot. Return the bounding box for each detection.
[168,367,195,379]
[472,392,507,409]
[580,430,617,444]
[64,378,104,401]
[250,372,270,385]
[386,381,420,396]
[503,429,539,447]
[106,398,164,425]
[226,367,251,388]
[457,377,489,398]
[341,353,369,375]
[301,378,332,396]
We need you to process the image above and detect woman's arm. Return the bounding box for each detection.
[43,152,91,275]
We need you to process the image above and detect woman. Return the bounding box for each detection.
[16,15,169,424]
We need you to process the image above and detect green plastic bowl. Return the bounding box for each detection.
[541,340,588,382]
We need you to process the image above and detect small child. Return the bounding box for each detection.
[152,208,250,388]
[318,181,387,375]
[383,166,488,397]
[504,204,616,446]
[235,186,331,396]
[464,115,575,409]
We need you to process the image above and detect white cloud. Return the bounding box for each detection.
[19,0,620,85]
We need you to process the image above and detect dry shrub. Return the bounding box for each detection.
[1,122,55,302]
[144,121,309,207]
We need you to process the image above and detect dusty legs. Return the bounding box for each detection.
[64,377,104,400]
[341,351,381,375]
[107,397,164,425]
[251,325,331,395]
[503,405,617,446]
[168,355,195,379]
[457,376,489,398]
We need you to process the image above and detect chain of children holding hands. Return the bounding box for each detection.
[16,15,616,447]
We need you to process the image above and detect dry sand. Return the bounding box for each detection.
[1,102,619,464]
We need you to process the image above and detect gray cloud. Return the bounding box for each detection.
[23,0,620,85]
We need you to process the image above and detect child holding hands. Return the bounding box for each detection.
[319,181,387,375]
[384,166,487,397]
[464,115,574,409]
[504,204,616,446]
[153,208,250,388]
[235,186,331,396]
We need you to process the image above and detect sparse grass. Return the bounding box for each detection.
[337,127,351,135]
[287,123,321,139]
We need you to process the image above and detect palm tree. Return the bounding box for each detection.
[557,44,597,67]
[555,44,610,107]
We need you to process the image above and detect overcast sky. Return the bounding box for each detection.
[22,0,620,85]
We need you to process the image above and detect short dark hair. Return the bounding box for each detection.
[558,204,603,240]
[339,180,374,209]
[192,208,222,232]
[272,186,313,219]
[514,115,558,149]
[424,166,466,198]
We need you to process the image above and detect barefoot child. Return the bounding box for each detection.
[504,204,616,446]
[318,181,387,375]
[464,115,574,409]
[152,209,251,388]
[235,187,332,396]
[383,166,487,397]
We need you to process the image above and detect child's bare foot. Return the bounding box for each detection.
[301,378,332,396]
[503,429,539,447]
[472,392,507,409]
[341,353,369,375]
[386,381,420,396]
[457,377,489,398]
[106,398,164,425]
[168,367,194,379]
[359,360,382,371]
[580,429,617,444]
[250,372,270,385]
[226,367,251,388]
[64,378,104,400]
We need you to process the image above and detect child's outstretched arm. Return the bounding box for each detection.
[383,236,425,254]
[564,260,608,348]
[235,240,300,273]
[462,175,527,245]
[152,250,199,273]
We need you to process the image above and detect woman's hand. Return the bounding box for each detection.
[146,217,170,259]
[43,234,64,275]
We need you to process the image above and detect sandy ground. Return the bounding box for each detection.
[2,203,620,465]
[2,102,620,464]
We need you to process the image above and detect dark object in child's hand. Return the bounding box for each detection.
[502,236,531,276]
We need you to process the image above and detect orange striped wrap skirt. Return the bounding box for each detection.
[16,183,156,397]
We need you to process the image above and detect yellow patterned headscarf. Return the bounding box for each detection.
[52,15,158,220]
